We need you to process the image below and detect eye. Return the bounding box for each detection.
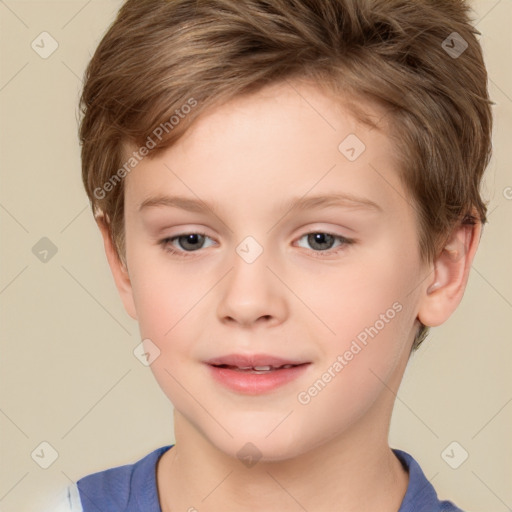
[296,232,354,257]
[159,231,354,259]
[160,232,215,257]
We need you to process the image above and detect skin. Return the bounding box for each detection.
[98,80,481,511]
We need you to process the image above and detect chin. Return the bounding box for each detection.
[208,424,313,464]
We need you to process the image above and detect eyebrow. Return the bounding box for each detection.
[138,192,382,215]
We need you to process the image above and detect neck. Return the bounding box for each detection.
[157,400,409,512]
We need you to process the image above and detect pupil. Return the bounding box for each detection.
[181,234,203,250]
[309,233,334,250]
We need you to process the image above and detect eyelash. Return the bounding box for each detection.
[158,231,355,259]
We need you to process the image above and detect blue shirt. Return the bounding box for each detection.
[52,445,466,511]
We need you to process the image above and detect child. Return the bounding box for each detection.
[54,0,493,510]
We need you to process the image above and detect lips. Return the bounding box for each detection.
[204,353,311,393]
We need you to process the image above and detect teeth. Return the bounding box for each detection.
[215,363,298,371]
[238,364,297,371]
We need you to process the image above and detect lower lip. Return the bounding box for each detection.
[206,364,310,394]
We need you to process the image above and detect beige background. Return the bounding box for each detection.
[0,1,511,511]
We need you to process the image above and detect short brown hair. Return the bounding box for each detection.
[79,0,493,351]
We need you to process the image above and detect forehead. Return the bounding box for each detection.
[123,80,407,220]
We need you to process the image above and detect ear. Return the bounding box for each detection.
[96,217,137,320]
[417,218,482,327]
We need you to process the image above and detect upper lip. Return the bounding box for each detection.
[205,353,309,368]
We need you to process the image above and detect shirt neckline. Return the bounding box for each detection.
[145,445,439,512]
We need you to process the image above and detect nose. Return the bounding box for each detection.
[216,248,287,328]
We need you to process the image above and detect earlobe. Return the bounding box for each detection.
[417,219,482,328]
[96,216,138,320]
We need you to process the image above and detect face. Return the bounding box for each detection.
[120,81,427,461]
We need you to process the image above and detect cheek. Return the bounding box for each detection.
[301,253,413,343]
[128,247,208,341]
[295,245,419,398]
[127,256,218,400]
[130,263,208,415]
[293,278,411,440]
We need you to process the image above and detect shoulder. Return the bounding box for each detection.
[43,484,83,512]
[393,449,466,512]
[75,445,173,511]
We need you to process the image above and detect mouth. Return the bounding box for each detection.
[205,353,309,370]
[204,354,311,394]
[209,363,308,374]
